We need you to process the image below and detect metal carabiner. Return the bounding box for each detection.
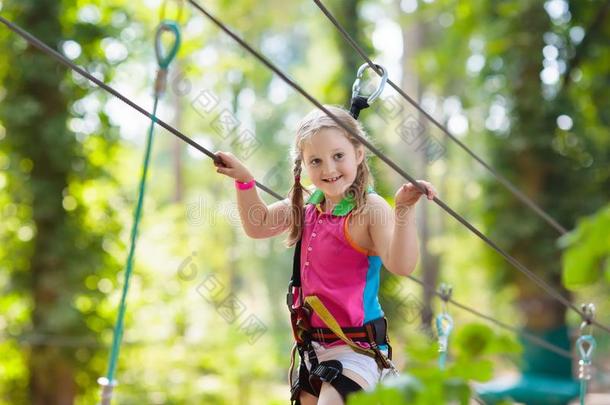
[351,63,388,104]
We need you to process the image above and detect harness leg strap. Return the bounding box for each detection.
[308,360,364,401]
[292,361,318,403]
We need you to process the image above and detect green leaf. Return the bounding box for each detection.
[453,323,494,358]
[443,378,472,405]
[562,246,600,289]
[451,358,495,381]
[561,204,610,289]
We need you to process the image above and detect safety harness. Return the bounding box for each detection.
[286,237,395,403]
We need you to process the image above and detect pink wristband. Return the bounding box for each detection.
[235,179,255,190]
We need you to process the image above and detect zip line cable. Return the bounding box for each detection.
[408,277,570,358]
[184,0,610,336]
[0,13,607,379]
[313,0,568,236]
[0,17,283,203]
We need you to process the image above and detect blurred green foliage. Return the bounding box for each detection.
[0,0,608,404]
[350,322,521,404]
[560,203,610,289]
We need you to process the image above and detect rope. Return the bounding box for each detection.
[98,20,181,404]
[312,0,568,236]
[0,17,282,198]
[103,96,158,385]
[185,0,610,336]
[1,14,608,376]
[420,276,609,375]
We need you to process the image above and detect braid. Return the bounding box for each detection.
[342,150,372,215]
[286,157,304,247]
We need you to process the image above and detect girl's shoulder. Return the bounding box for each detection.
[365,191,387,205]
[357,192,392,224]
[360,186,388,207]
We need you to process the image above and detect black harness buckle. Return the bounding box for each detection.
[286,280,295,313]
[311,360,342,383]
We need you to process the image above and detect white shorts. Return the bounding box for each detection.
[303,342,395,390]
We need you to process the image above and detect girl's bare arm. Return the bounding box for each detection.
[368,181,437,276]
[235,186,291,238]
[367,194,419,276]
[214,151,290,238]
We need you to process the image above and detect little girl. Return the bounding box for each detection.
[214,105,437,405]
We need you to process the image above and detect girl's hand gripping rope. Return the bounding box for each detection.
[395,180,437,209]
[213,151,254,183]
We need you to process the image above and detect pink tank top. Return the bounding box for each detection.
[300,190,384,331]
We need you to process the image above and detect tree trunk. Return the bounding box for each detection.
[397,6,441,333]
[501,3,569,333]
[485,1,573,377]
[1,1,77,403]
[328,0,370,102]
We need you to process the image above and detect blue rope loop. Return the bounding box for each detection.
[436,312,454,370]
[577,334,596,366]
[155,20,181,70]
[436,313,454,338]
[576,334,596,405]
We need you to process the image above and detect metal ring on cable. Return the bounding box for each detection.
[438,283,453,302]
[155,20,181,70]
[351,63,388,104]
[438,283,453,314]
[579,303,596,335]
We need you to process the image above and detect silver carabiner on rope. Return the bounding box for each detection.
[351,63,388,104]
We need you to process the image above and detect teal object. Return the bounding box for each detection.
[576,334,596,405]
[478,374,580,405]
[435,312,453,370]
[155,20,181,70]
[99,20,181,404]
[104,96,160,385]
[477,325,580,405]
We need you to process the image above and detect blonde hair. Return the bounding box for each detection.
[286,105,374,247]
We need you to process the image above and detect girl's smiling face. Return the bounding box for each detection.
[302,128,364,203]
